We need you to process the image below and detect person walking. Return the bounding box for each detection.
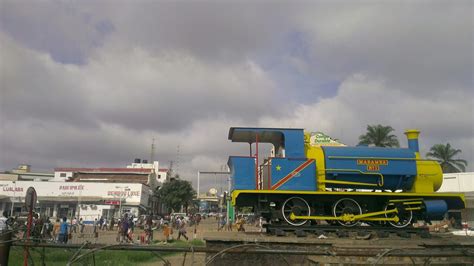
[226,216,233,231]
[58,217,69,244]
[0,211,8,233]
[52,218,61,242]
[177,219,188,241]
[71,217,77,233]
[110,217,115,231]
[79,218,85,237]
[103,217,108,231]
[120,215,130,243]
[41,218,52,241]
[236,215,245,232]
[99,217,104,230]
[162,222,173,244]
[93,218,99,239]
[144,216,153,244]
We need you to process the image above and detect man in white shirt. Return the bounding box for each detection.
[0,211,8,232]
[71,217,77,233]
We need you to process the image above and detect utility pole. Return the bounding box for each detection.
[150,137,155,163]
[176,145,180,176]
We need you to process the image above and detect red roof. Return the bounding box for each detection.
[54,168,152,173]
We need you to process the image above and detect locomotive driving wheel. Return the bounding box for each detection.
[384,204,413,228]
[281,197,310,226]
[332,198,362,227]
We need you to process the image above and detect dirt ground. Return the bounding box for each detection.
[66,216,260,245]
[16,218,473,265]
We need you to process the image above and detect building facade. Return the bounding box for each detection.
[0,160,170,222]
[439,172,474,226]
[0,180,150,222]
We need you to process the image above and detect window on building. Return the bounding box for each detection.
[60,173,67,177]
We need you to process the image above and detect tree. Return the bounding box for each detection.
[358,124,400,147]
[426,143,468,173]
[156,178,196,213]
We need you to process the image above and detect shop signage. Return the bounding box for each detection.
[2,186,24,192]
[309,132,346,147]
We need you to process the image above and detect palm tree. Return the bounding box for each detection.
[426,143,468,173]
[358,125,400,147]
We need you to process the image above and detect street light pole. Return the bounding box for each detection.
[10,181,16,217]
[116,186,130,218]
[197,171,200,199]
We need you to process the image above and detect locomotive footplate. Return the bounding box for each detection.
[264,224,430,238]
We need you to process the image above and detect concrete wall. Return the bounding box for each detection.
[439,172,474,227]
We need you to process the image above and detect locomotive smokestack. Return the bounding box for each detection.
[404,129,420,154]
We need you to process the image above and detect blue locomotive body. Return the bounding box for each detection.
[227,127,465,227]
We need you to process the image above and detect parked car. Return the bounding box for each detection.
[170,212,188,222]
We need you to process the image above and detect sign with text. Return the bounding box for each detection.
[105,200,120,205]
[0,181,148,205]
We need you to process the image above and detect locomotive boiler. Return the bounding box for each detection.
[227,127,465,228]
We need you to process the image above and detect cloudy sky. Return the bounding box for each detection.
[1,0,473,194]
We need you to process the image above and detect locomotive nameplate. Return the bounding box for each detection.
[366,165,380,171]
[357,159,388,171]
[357,159,388,165]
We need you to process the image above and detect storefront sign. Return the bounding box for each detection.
[59,185,84,191]
[0,181,146,204]
[107,190,140,197]
[2,186,24,192]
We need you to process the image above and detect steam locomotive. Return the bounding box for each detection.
[227,127,465,228]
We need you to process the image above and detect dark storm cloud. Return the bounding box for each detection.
[0,34,98,128]
[88,1,294,63]
[0,1,114,64]
[0,0,473,187]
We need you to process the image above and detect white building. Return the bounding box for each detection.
[53,160,168,186]
[438,172,474,226]
[0,180,150,223]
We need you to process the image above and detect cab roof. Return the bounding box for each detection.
[228,127,304,143]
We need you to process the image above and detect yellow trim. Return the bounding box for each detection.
[327,156,436,162]
[405,129,420,140]
[325,168,384,186]
[363,217,399,222]
[322,180,378,187]
[231,189,466,206]
[388,198,423,202]
[303,136,326,191]
[387,200,423,206]
[406,207,422,211]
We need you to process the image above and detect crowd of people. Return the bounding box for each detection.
[0,210,268,246]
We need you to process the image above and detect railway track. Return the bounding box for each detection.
[263,224,431,238]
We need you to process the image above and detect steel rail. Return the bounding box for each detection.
[10,242,473,258]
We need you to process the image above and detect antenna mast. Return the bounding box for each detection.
[176,144,180,176]
[150,137,155,163]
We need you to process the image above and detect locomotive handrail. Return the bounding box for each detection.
[327,156,438,161]
[325,168,384,187]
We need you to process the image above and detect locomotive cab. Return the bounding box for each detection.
[228,127,316,191]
